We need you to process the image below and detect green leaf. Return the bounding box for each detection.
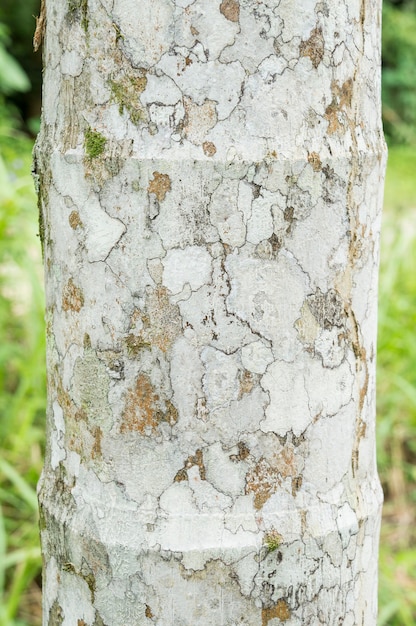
[0,45,30,95]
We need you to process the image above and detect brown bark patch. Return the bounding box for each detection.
[291,475,303,496]
[69,210,82,229]
[121,374,160,434]
[91,427,102,459]
[262,600,291,625]
[62,278,84,312]
[126,286,182,354]
[121,374,178,435]
[220,0,240,22]
[174,449,206,482]
[307,152,322,172]
[48,600,64,626]
[148,172,171,202]
[245,458,280,509]
[299,27,324,68]
[275,445,297,479]
[203,141,217,157]
[145,605,153,618]
[230,441,250,462]
[238,370,258,398]
[325,78,354,135]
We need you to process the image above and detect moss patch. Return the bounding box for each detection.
[84,128,106,159]
[109,74,147,125]
[264,529,282,552]
[68,0,88,31]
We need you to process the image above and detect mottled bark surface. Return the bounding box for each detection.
[35,1,386,624]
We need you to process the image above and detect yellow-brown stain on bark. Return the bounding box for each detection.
[307,151,322,172]
[246,458,280,509]
[325,78,354,135]
[246,446,300,508]
[62,278,84,312]
[126,286,182,354]
[300,27,324,68]
[121,374,178,435]
[68,210,82,229]
[121,374,161,434]
[262,600,291,625]
[220,0,240,22]
[148,172,171,202]
[203,141,217,157]
[238,369,257,398]
[174,449,206,482]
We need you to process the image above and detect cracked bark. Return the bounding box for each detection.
[36,0,385,624]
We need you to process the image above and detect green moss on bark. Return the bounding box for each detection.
[84,128,106,159]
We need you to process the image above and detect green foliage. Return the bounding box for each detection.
[377,146,416,625]
[382,2,416,145]
[0,5,415,626]
[0,25,30,96]
[0,97,44,626]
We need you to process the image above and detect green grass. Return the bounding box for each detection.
[0,129,416,624]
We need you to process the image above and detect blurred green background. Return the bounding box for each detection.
[0,1,416,624]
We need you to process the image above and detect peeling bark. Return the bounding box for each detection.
[36,0,386,624]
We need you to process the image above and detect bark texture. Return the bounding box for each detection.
[36,0,386,624]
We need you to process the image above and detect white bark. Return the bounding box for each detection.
[36,0,386,624]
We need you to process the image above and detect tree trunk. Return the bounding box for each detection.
[35,0,386,624]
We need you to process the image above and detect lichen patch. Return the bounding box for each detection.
[245,458,280,510]
[62,278,84,312]
[121,374,161,434]
[121,374,178,435]
[299,27,324,69]
[220,0,240,22]
[184,97,218,146]
[126,286,182,354]
[148,172,172,202]
[306,288,345,330]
